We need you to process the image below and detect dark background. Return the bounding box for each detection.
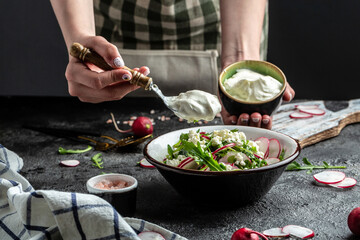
[0,1,359,99]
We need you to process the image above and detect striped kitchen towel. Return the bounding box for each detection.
[0,144,187,240]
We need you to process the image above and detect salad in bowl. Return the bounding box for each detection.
[164,129,284,171]
[143,125,300,205]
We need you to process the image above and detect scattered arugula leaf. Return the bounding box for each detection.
[286,158,346,174]
[58,145,92,154]
[91,153,104,169]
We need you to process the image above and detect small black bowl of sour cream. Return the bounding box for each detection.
[218,60,287,116]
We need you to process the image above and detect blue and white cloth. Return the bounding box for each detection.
[0,144,187,240]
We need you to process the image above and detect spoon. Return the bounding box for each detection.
[147,83,179,114]
[69,42,178,114]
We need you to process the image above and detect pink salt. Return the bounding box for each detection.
[94,179,128,190]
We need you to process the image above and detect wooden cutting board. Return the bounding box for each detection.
[272,98,360,148]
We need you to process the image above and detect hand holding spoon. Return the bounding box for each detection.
[69,43,221,122]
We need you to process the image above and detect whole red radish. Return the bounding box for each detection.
[231,228,268,240]
[348,207,360,236]
[131,116,153,137]
[111,113,153,137]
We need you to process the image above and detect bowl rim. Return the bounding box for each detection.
[218,60,287,105]
[144,125,301,176]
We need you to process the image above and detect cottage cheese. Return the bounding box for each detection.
[212,129,247,145]
[166,155,186,167]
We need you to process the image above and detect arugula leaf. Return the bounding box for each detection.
[286,158,346,174]
[181,141,224,171]
[227,155,236,164]
[167,145,174,159]
[285,161,301,171]
[303,158,312,166]
[58,145,92,154]
[179,133,189,142]
[278,148,286,161]
[91,153,104,169]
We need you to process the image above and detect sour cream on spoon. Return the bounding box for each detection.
[166,90,222,123]
[151,84,221,123]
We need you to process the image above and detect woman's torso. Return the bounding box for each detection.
[94,0,222,53]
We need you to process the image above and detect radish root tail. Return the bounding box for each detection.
[110,113,132,133]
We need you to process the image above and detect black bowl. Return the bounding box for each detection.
[144,125,300,206]
[219,60,287,116]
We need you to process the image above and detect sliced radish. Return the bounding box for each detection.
[268,138,281,158]
[313,170,346,184]
[138,231,166,240]
[255,137,270,158]
[218,157,229,164]
[178,157,197,169]
[60,160,80,167]
[178,157,192,168]
[245,155,252,163]
[201,135,210,140]
[295,104,319,110]
[329,177,357,188]
[290,111,313,119]
[265,157,280,165]
[200,165,210,171]
[139,158,155,168]
[299,108,325,116]
[282,225,314,239]
[180,160,197,169]
[222,163,239,170]
[212,143,236,155]
[263,227,290,238]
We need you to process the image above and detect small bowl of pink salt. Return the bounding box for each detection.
[86,173,138,216]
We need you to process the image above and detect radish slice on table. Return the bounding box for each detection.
[255,137,270,158]
[268,138,281,158]
[295,104,319,110]
[282,225,315,239]
[60,160,80,167]
[299,108,326,116]
[138,231,166,240]
[329,177,357,188]
[313,170,346,184]
[139,158,155,168]
[290,111,313,119]
[265,157,280,165]
[263,227,290,238]
[231,227,269,240]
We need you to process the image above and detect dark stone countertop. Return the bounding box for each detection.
[1,96,360,240]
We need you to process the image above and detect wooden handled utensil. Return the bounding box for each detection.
[69,42,153,90]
